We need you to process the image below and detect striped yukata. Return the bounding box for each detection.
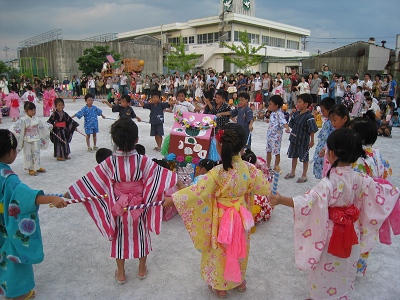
[68,150,177,259]
[287,110,318,162]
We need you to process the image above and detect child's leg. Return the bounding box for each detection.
[115,258,126,282]
[266,152,272,168]
[138,255,147,277]
[290,157,298,175]
[155,135,162,149]
[86,134,91,148]
[274,153,281,168]
[301,161,309,178]
[93,133,97,148]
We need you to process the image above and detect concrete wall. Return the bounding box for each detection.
[19,39,163,78]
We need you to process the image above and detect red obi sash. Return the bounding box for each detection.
[328,204,360,258]
[55,122,66,128]
[11,99,19,107]
[112,181,144,221]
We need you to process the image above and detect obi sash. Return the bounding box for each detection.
[25,126,39,136]
[111,181,144,221]
[54,122,66,128]
[328,204,360,258]
[217,198,254,283]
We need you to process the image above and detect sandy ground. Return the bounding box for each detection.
[1,98,399,300]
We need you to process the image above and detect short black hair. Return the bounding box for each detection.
[24,101,36,111]
[215,90,228,101]
[110,118,138,152]
[269,95,284,108]
[151,90,161,98]
[198,159,215,171]
[176,89,187,97]
[152,158,170,170]
[95,148,113,164]
[120,94,131,103]
[134,144,146,155]
[54,98,64,106]
[349,117,378,145]
[85,93,94,101]
[297,93,313,107]
[237,92,250,101]
[319,97,335,111]
[241,149,257,164]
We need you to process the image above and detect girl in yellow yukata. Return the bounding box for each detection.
[164,123,271,298]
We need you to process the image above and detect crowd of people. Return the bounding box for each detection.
[0,65,400,300]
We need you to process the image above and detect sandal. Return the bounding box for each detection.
[93,146,99,150]
[236,279,247,293]
[65,156,71,160]
[114,270,126,285]
[57,157,66,161]
[29,170,37,176]
[22,290,36,299]
[137,266,148,280]
[284,173,295,180]
[208,285,227,298]
[88,147,93,151]
[296,177,308,183]
[36,168,46,173]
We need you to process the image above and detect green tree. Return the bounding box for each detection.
[165,36,201,73]
[76,45,121,76]
[222,30,265,72]
[0,61,10,74]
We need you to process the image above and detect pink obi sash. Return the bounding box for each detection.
[328,204,360,258]
[112,181,144,221]
[25,126,38,136]
[217,200,254,283]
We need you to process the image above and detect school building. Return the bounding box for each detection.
[117,0,310,74]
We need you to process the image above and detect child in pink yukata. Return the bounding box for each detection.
[270,128,400,300]
[4,86,20,122]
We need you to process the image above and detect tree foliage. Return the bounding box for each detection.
[222,30,265,72]
[165,36,201,73]
[0,61,10,75]
[76,45,121,76]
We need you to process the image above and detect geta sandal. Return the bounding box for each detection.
[208,285,227,298]
[57,157,66,161]
[29,170,37,176]
[236,279,247,293]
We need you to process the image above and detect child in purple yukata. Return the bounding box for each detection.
[270,128,400,300]
[265,95,290,172]
[71,93,105,151]
[285,93,318,183]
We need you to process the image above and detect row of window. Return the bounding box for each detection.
[168,31,299,50]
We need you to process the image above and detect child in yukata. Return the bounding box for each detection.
[0,129,66,299]
[102,94,141,122]
[71,93,105,151]
[265,95,290,172]
[192,159,215,185]
[270,128,400,300]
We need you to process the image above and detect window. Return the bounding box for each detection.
[182,36,195,45]
[168,37,180,45]
[233,31,259,44]
[197,32,227,44]
[262,35,269,45]
[188,36,194,44]
[287,40,299,50]
[269,37,285,48]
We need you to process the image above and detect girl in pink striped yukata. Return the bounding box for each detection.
[66,118,177,284]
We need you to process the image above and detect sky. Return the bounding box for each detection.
[0,0,399,62]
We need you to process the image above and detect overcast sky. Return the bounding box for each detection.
[0,0,399,62]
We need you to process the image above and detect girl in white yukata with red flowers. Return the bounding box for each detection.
[270,128,400,300]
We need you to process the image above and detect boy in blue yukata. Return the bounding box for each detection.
[138,90,171,151]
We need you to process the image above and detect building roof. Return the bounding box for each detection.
[117,13,310,40]
[320,40,393,55]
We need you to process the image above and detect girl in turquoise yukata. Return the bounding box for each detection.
[0,129,66,299]
[71,93,105,151]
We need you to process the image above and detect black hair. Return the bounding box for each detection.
[375,74,381,80]
[176,89,187,97]
[326,128,365,178]
[363,92,371,97]
[319,97,335,111]
[110,118,138,152]
[237,92,250,101]
[269,95,284,108]
[241,149,257,164]
[297,93,313,107]
[349,117,378,145]
[393,111,399,117]
[85,93,94,101]
[120,94,131,103]
[152,158,170,170]
[203,90,213,100]
[54,98,65,106]
[24,101,36,111]
[134,144,146,155]
[329,104,350,127]
[10,86,18,92]
[95,148,113,164]
[151,90,161,98]
[219,123,246,171]
[363,109,377,121]
[27,86,33,91]
[0,129,18,158]
[215,90,228,101]
[198,159,215,171]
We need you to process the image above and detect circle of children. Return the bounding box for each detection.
[0,65,400,300]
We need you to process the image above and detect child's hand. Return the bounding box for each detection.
[102,115,106,119]
[63,192,71,199]
[102,100,107,104]
[309,140,314,148]
[269,193,280,207]
[319,149,325,157]
[176,180,186,190]
[285,128,290,133]
[163,196,174,208]
[51,197,67,208]
[249,124,253,132]
[136,117,141,122]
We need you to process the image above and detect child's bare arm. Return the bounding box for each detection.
[36,195,67,208]
[269,193,294,208]
[284,123,290,133]
[102,100,112,108]
[163,196,174,208]
[309,132,315,148]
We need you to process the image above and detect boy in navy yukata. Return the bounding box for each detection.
[138,91,170,151]
[285,93,318,183]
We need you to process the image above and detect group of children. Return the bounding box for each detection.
[1,87,400,299]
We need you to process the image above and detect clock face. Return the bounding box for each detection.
[223,0,232,11]
[243,0,251,11]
